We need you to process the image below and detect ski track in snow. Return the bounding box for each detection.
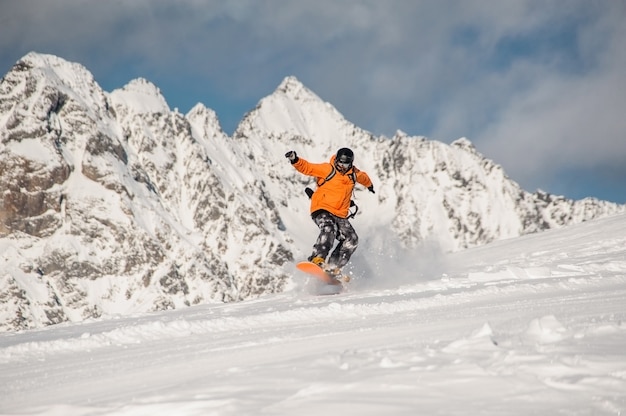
[1,214,625,415]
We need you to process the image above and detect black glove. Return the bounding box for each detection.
[368,185,375,194]
[285,150,298,164]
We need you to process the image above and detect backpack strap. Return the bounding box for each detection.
[317,166,356,187]
[347,199,359,219]
[317,166,337,187]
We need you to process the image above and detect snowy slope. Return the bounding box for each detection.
[1,212,624,415]
[1,52,624,333]
[234,79,624,252]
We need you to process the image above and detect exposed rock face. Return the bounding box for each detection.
[0,53,293,331]
[0,54,623,332]
[232,78,623,252]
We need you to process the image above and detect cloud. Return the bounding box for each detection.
[1,1,624,201]
[463,3,626,194]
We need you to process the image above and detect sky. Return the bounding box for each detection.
[1,0,625,203]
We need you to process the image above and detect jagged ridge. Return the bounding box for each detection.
[0,53,623,332]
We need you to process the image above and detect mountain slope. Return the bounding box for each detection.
[0,53,623,332]
[232,76,623,250]
[1,212,625,414]
[0,53,293,331]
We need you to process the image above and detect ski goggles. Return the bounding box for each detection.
[336,161,352,171]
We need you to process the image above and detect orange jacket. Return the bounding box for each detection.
[292,155,373,218]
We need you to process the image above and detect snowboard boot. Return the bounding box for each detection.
[324,265,351,283]
[309,256,325,267]
[309,256,350,283]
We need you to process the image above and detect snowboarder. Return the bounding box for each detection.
[285,148,375,279]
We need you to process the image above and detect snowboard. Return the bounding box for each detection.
[296,261,344,294]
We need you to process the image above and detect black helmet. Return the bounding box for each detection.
[336,147,354,164]
[335,148,354,173]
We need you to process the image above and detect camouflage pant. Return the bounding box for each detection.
[310,210,358,269]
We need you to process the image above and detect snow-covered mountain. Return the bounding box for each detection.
[0,53,623,332]
[2,210,625,415]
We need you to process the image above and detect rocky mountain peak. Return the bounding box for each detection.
[110,78,170,114]
[18,51,90,78]
[276,76,313,99]
[187,103,225,138]
[451,137,476,153]
[1,53,624,332]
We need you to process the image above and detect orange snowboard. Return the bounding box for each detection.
[296,261,342,286]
